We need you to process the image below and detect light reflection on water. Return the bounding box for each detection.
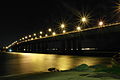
[0,52,112,76]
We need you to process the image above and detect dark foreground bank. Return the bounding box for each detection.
[0,64,120,80]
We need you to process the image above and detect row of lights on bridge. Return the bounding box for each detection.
[4,1,120,50]
[5,17,104,49]
[20,18,103,41]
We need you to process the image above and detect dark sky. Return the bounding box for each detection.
[0,0,118,48]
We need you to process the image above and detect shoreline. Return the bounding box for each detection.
[4,50,119,57]
[0,71,120,80]
[0,64,120,80]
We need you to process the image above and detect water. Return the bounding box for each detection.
[0,52,112,76]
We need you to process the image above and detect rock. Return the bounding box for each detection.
[71,64,89,71]
[48,68,60,72]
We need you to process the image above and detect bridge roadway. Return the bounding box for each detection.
[9,23,120,55]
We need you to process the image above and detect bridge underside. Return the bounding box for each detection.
[10,24,120,55]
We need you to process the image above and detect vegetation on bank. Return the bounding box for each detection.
[61,64,120,75]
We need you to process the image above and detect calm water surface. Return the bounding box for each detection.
[0,52,112,76]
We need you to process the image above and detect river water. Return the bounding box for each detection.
[0,52,112,76]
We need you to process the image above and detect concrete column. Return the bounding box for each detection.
[78,37,82,51]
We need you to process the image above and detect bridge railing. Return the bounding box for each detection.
[6,22,120,49]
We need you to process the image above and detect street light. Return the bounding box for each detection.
[48,28,52,32]
[52,32,56,36]
[63,30,66,33]
[22,37,24,40]
[29,35,31,38]
[5,47,8,49]
[25,36,28,39]
[31,38,34,40]
[45,34,48,37]
[39,35,42,38]
[98,21,104,26]
[40,31,43,34]
[35,37,38,39]
[33,33,36,36]
[60,23,65,29]
[81,17,87,23]
[76,26,81,31]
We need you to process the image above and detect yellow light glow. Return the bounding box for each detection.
[76,26,81,31]
[22,37,24,40]
[29,35,31,38]
[25,36,28,39]
[40,31,43,34]
[63,30,66,33]
[33,33,36,36]
[99,21,104,26]
[24,49,26,51]
[25,40,27,42]
[6,47,8,49]
[31,38,34,40]
[48,28,52,32]
[35,37,38,39]
[28,39,31,41]
[20,39,22,41]
[45,34,48,37]
[39,36,42,38]
[52,32,56,36]
[78,12,91,25]
[81,17,87,22]
[60,24,65,29]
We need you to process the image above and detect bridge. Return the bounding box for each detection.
[5,22,120,56]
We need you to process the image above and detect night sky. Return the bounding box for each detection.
[0,0,118,48]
